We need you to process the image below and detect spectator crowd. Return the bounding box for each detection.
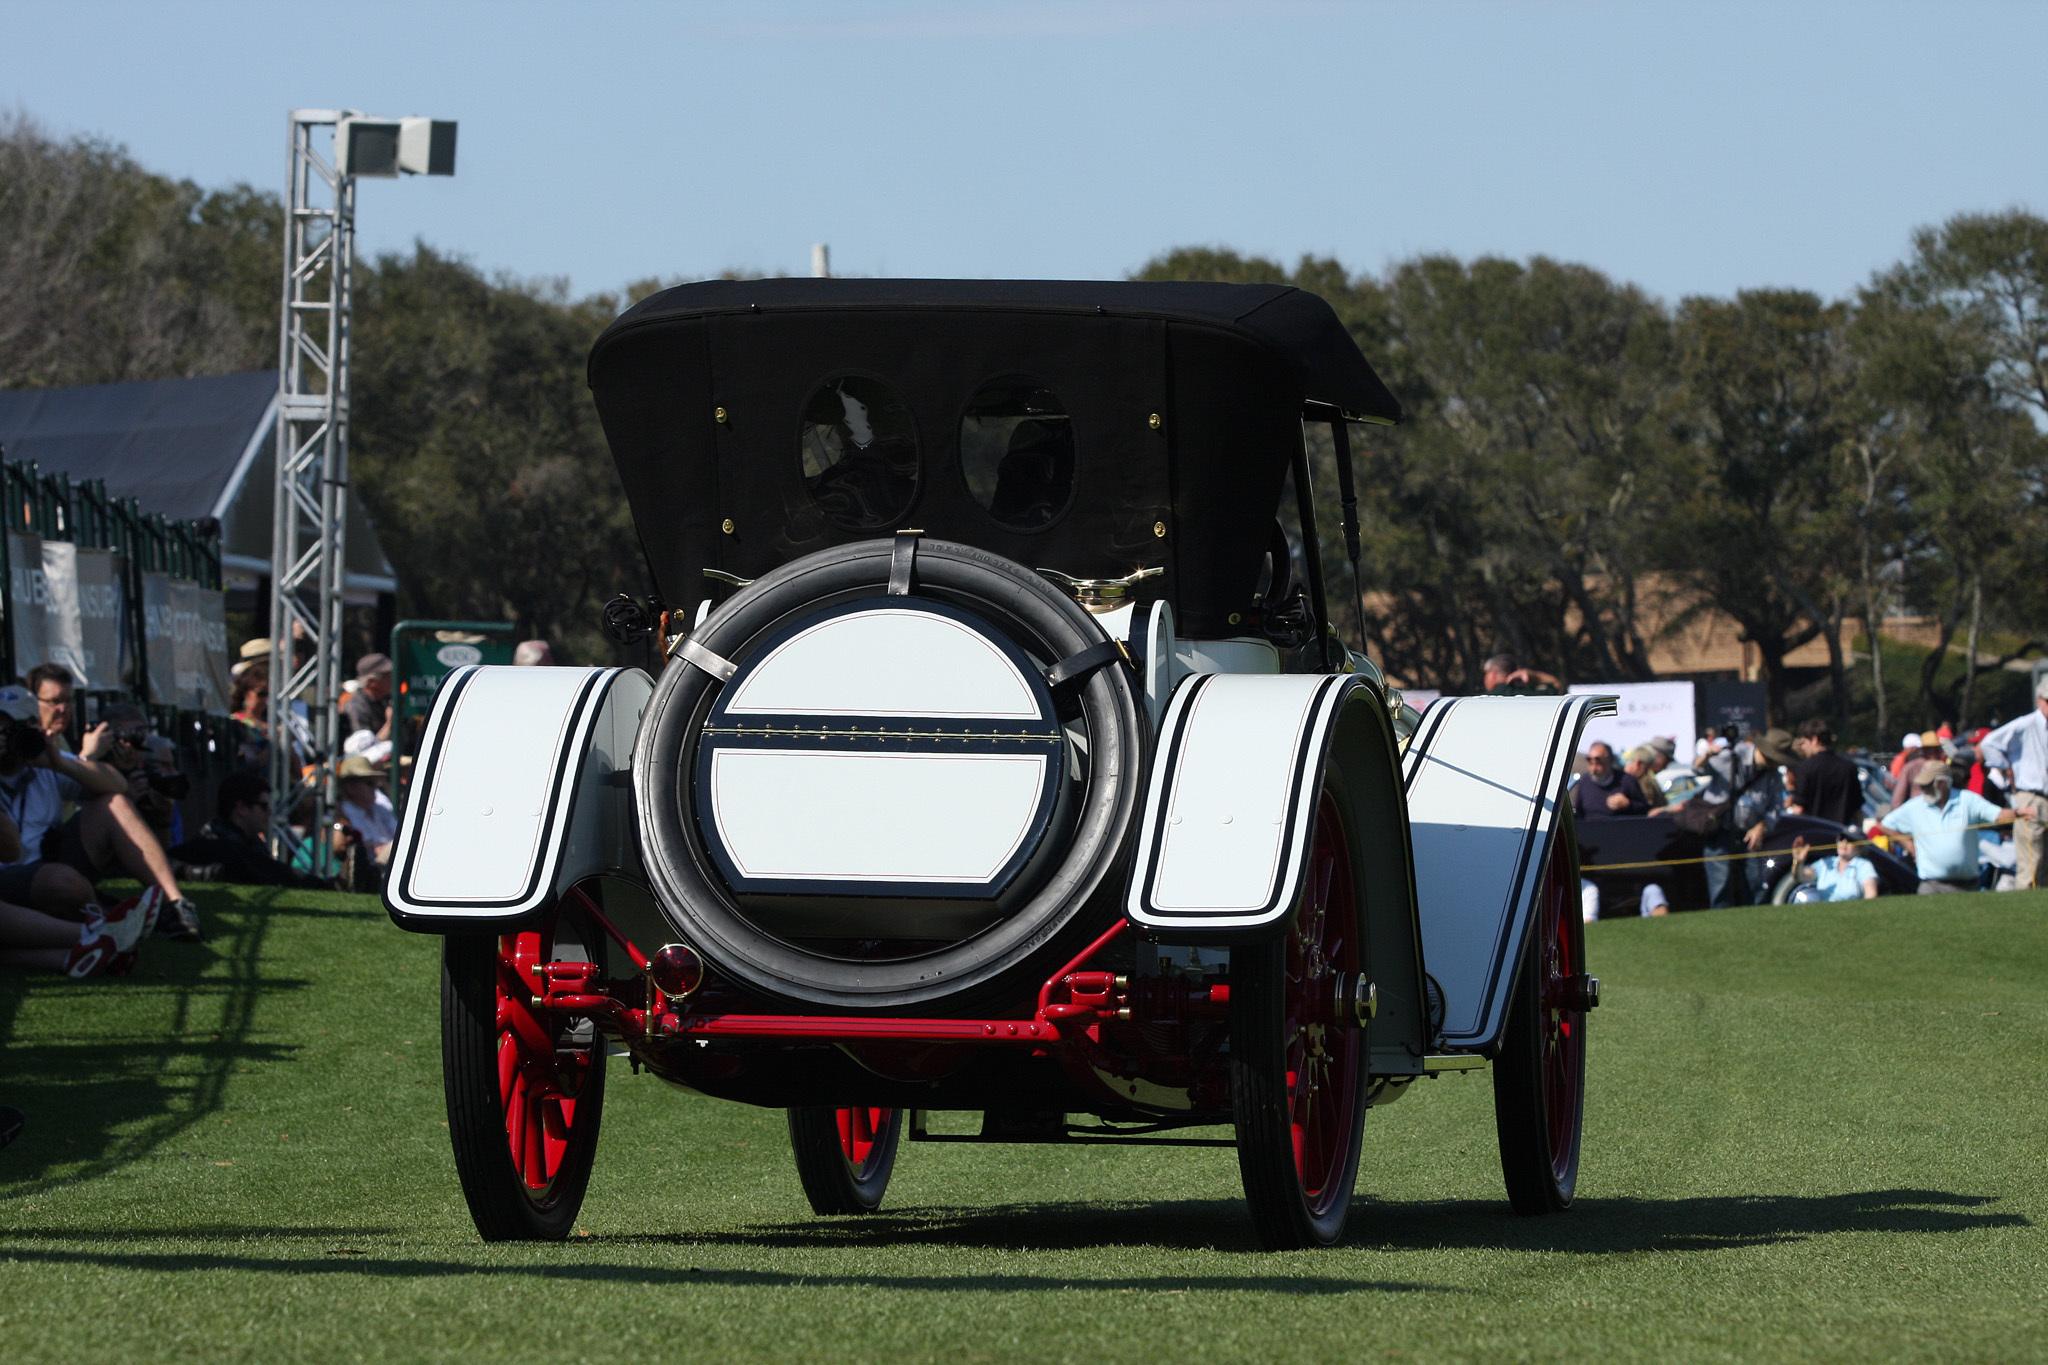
[1564,674,2048,920]
[0,635,560,986]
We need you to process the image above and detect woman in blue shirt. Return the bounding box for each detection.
[1789,834,1880,901]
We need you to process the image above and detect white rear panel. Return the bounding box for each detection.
[725,607,1039,718]
[708,749,1049,884]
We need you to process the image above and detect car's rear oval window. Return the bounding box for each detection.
[800,374,919,531]
[959,378,1075,532]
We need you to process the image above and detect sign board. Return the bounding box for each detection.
[1568,681,1697,762]
[142,571,231,713]
[395,628,518,718]
[8,535,127,689]
[1697,680,1768,746]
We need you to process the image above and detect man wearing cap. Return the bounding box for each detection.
[336,754,397,865]
[1978,676,2048,888]
[342,654,393,743]
[512,640,555,667]
[1874,764,2018,893]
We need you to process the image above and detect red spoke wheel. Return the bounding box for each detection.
[1493,813,1589,1214]
[441,908,607,1241]
[787,1106,903,1214]
[1231,787,1368,1250]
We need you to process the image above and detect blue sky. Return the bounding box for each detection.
[7,1,2044,304]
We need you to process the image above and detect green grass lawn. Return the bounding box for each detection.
[1,884,2044,1363]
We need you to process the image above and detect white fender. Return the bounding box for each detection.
[1125,672,1364,934]
[384,665,653,929]
[1401,692,1614,1052]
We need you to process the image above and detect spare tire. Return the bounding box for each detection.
[632,537,1144,1012]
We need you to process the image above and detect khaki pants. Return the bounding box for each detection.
[2012,790,2048,890]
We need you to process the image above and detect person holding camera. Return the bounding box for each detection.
[12,665,201,941]
[0,684,164,971]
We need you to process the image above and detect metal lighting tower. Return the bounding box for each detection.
[268,109,454,856]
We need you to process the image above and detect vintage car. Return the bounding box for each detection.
[384,279,1610,1249]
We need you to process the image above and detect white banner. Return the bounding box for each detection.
[1568,681,1696,762]
[8,536,127,689]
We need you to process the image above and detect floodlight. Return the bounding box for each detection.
[339,119,402,178]
[398,118,457,176]
[339,116,457,179]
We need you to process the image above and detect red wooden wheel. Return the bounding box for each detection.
[789,1106,903,1214]
[496,924,601,1193]
[442,909,607,1241]
[1494,815,1589,1213]
[1233,788,1369,1249]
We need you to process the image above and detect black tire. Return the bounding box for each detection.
[1231,785,1369,1250]
[442,918,606,1241]
[634,536,1144,1013]
[1493,818,1587,1215]
[788,1107,904,1214]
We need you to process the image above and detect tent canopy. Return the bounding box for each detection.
[0,371,395,596]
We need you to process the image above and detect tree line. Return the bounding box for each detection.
[1138,228,2048,736]
[4,115,2044,733]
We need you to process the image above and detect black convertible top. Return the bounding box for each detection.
[588,278,1401,637]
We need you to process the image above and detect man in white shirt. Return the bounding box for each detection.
[1978,676,2048,889]
[1874,764,2018,892]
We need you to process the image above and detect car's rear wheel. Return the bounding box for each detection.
[442,909,606,1241]
[1231,787,1368,1250]
[1493,817,1588,1214]
[788,1106,903,1214]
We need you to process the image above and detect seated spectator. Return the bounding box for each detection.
[0,882,161,977]
[337,755,397,865]
[1789,834,1879,901]
[1874,765,2018,893]
[1623,747,1670,810]
[10,667,201,941]
[169,771,332,889]
[1573,742,1648,820]
[1789,719,1864,828]
[1644,734,1678,788]
[95,704,188,849]
[343,653,393,743]
[229,664,274,773]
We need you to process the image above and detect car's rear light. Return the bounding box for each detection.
[649,943,704,999]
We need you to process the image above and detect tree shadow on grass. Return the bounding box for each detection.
[0,1242,1437,1294]
[0,886,309,1197]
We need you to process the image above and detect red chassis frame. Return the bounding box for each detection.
[503,886,1350,1122]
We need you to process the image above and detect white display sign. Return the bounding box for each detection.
[1567,681,1696,761]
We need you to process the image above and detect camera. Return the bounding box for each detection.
[0,715,46,763]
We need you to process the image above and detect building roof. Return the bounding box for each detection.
[0,371,394,595]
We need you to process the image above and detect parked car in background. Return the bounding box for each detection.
[1578,811,1918,915]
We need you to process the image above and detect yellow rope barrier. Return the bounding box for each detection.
[1578,819,2018,873]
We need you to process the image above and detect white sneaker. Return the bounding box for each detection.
[97,889,163,954]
